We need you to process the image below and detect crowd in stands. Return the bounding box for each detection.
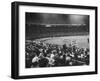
[25,40,89,68]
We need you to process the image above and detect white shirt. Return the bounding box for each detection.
[32,56,39,63]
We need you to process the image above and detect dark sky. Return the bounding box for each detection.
[26,12,89,25]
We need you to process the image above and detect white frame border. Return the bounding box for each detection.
[19,5,95,76]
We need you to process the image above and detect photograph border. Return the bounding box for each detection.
[11,1,98,79]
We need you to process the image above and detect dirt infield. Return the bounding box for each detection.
[35,35,89,48]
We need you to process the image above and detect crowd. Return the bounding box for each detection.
[25,40,89,68]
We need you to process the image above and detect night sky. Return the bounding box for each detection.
[26,12,89,25]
